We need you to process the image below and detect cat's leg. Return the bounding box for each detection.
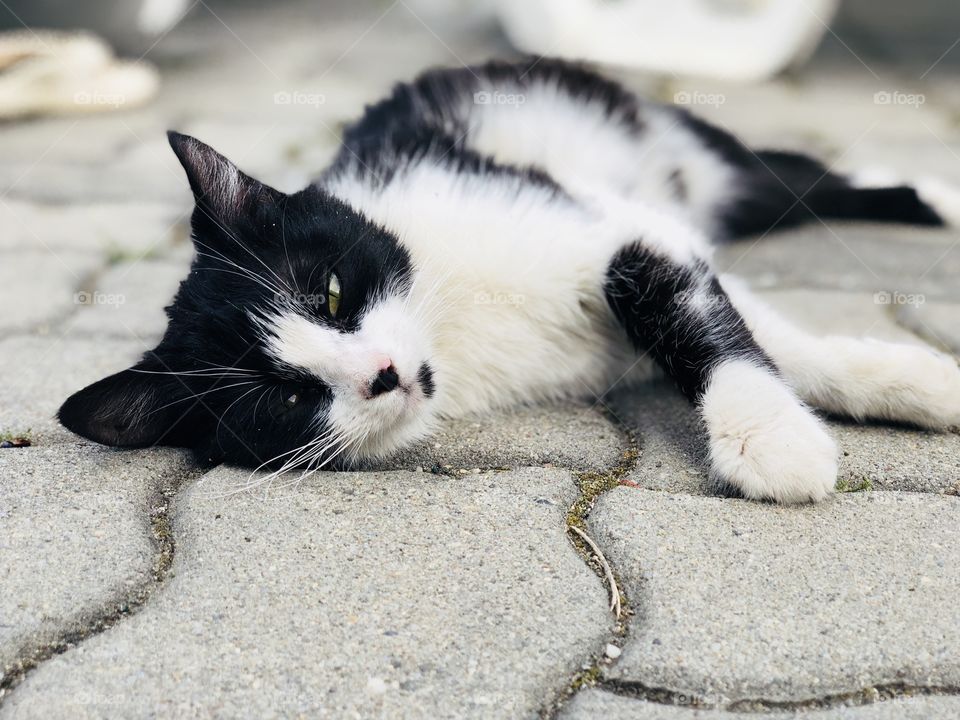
[605,241,838,504]
[721,276,960,430]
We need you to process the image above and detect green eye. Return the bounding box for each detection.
[327,272,341,317]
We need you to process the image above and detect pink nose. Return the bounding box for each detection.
[373,354,393,372]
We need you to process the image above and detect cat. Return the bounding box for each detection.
[59,59,960,504]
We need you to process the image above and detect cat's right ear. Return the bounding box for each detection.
[58,360,204,448]
[167,131,282,225]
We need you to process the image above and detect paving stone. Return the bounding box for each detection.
[837,138,960,185]
[896,300,960,354]
[2,137,189,205]
[67,258,189,342]
[1,467,610,718]
[589,489,960,701]
[0,199,188,255]
[672,61,957,152]
[715,224,960,302]
[389,404,628,472]
[0,335,145,444]
[0,445,196,682]
[0,112,166,167]
[561,689,960,719]
[0,249,103,337]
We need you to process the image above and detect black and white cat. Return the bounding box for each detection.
[60,59,960,504]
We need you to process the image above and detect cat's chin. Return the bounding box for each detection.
[356,405,438,466]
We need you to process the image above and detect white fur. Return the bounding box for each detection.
[259,294,438,461]
[466,78,737,238]
[722,275,960,430]
[701,359,838,504]
[324,162,657,418]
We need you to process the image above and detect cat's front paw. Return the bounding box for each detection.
[701,360,838,504]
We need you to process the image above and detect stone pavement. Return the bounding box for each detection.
[1,1,959,718]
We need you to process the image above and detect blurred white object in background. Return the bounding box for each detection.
[0,31,159,119]
[495,0,840,81]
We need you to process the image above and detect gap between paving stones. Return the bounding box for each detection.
[0,464,202,705]
[590,678,960,714]
[542,409,641,719]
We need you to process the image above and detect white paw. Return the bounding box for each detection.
[839,339,960,430]
[701,360,838,504]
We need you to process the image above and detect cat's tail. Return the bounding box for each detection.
[720,149,959,238]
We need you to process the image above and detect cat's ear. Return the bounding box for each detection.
[58,360,203,448]
[167,131,281,223]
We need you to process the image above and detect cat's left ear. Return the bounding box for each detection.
[167,131,282,223]
[58,357,207,448]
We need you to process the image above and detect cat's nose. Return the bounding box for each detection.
[369,365,400,397]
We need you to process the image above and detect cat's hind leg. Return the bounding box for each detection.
[721,276,960,430]
[605,241,838,504]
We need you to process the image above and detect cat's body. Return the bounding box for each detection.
[60,59,960,503]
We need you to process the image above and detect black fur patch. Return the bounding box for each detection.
[325,57,646,193]
[677,114,944,236]
[604,242,775,400]
[417,362,436,398]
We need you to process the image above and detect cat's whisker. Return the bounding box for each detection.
[237,425,350,494]
[192,239,289,296]
[194,207,295,295]
[140,380,262,419]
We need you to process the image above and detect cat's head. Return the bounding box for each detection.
[59,132,438,470]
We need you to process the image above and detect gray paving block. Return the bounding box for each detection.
[561,689,960,719]
[672,63,956,152]
[0,335,145,444]
[389,404,628,472]
[756,289,927,342]
[1,467,610,719]
[590,489,960,701]
[610,380,960,495]
[0,249,103,337]
[715,224,960,301]
[67,258,188,342]
[0,199,189,255]
[0,445,195,681]
[2,141,187,205]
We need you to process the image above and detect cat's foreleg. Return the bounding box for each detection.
[604,242,838,503]
[721,276,960,430]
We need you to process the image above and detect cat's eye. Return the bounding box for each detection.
[327,272,341,318]
[283,392,299,408]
